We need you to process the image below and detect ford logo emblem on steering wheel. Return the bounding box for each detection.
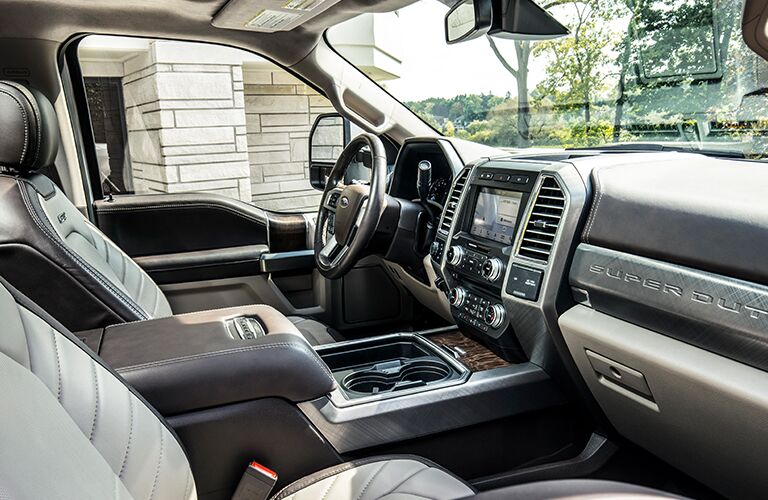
[339,196,350,208]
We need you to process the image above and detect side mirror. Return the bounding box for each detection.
[445,0,492,44]
[309,113,349,190]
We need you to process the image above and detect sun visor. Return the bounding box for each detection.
[212,0,343,32]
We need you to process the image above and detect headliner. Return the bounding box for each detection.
[0,0,415,66]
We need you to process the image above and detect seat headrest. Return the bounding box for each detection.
[0,81,59,174]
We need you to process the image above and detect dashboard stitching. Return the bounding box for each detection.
[584,169,606,243]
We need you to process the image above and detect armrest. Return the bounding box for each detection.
[99,305,335,415]
[134,244,269,283]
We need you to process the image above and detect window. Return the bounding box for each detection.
[78,36,335,212]
[329,0,768,158]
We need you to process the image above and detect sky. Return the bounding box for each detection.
[348,0,552,102]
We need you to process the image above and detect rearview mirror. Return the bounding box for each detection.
[445,0,492,44]
[446,0,568,44]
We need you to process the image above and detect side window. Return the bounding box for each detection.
[78,36,335,213]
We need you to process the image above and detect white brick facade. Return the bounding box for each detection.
[82,39,338,212]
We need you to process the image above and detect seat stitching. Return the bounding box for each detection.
[18,309,34,371]
[18,183,150,320]
[320,473,341,500]
[356,462,389,500]
[117,342,335,382]
[50,325,62,401]
[149,423,165,500]
[119,394,134,478]
[183,469,193,500]
[136,271,147,311]
[89,359,100,441]
[0,87,29,164]
[379,494,432,500]
[151,280,161,316]
[14,83,42,167]
[379,464,429,497]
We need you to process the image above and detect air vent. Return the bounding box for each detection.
[439,168,470,234]
[518,176,565,263]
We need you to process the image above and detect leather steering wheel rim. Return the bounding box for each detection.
[314,133,387,280]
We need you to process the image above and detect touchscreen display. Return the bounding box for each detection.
[470,188,523,244]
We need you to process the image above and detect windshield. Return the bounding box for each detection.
[328,0,768,158]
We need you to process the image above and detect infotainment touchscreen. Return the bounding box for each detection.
[470,188,523,244]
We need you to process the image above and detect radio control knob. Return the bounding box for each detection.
[481,257,504,282]
[446,245,465,266]
[484,304,506,329]
[449,287,467,307]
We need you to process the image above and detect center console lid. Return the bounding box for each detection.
[97,305,335,415]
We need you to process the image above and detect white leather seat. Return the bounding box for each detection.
[0,273,471,499]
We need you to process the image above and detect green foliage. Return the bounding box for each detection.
[406,0,768,157]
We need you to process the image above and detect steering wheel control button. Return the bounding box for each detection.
[484,304,506,329]
[327,192,340,208]
[481,257,504,282]
[446,245,465,266]
[506,264,544,301]
[449,287,467,307]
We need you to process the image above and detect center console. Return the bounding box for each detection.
[432,166,539,359]
[430,157,585,363]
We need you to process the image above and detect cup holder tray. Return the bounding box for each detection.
[342,357,452,394]
[316,334,468,402]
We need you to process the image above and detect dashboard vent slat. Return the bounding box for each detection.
[518,176,565,263]
[439,168,470,234]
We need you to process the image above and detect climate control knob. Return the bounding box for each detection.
[484,304,506,329]
[481,257,504,282]
[449,287,467,307]
[446,245,465,266]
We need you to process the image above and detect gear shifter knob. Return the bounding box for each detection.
[417,160,432,201]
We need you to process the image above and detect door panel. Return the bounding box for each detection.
[93,193,415,332]
[94,193,273,256]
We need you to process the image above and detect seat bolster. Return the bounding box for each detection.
[272,455,475,500]
[464,479,687,499]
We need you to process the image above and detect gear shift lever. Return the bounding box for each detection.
[416,160,438,255]
[417,160,432,203]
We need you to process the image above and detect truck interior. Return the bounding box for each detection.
[2,0,768,498]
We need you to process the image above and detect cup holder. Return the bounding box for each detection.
[341,358,452,395]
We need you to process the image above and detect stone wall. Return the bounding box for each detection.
[83,39,338,212]
[243,67,335,212]
[121,42,252,202]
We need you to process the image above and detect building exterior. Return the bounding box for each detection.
[78,13,401,212]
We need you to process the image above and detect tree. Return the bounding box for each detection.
[485,0,581,148]
[532,0,618,141]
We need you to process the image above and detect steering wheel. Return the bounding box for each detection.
[314,133,387,280]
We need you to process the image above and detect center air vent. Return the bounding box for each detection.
[518,176,565,263]
[439,168,470,234]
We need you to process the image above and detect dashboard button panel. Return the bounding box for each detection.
[506,264,543,301]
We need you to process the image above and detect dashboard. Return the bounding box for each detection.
[383,135,768,498]
[413,143,768,499]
